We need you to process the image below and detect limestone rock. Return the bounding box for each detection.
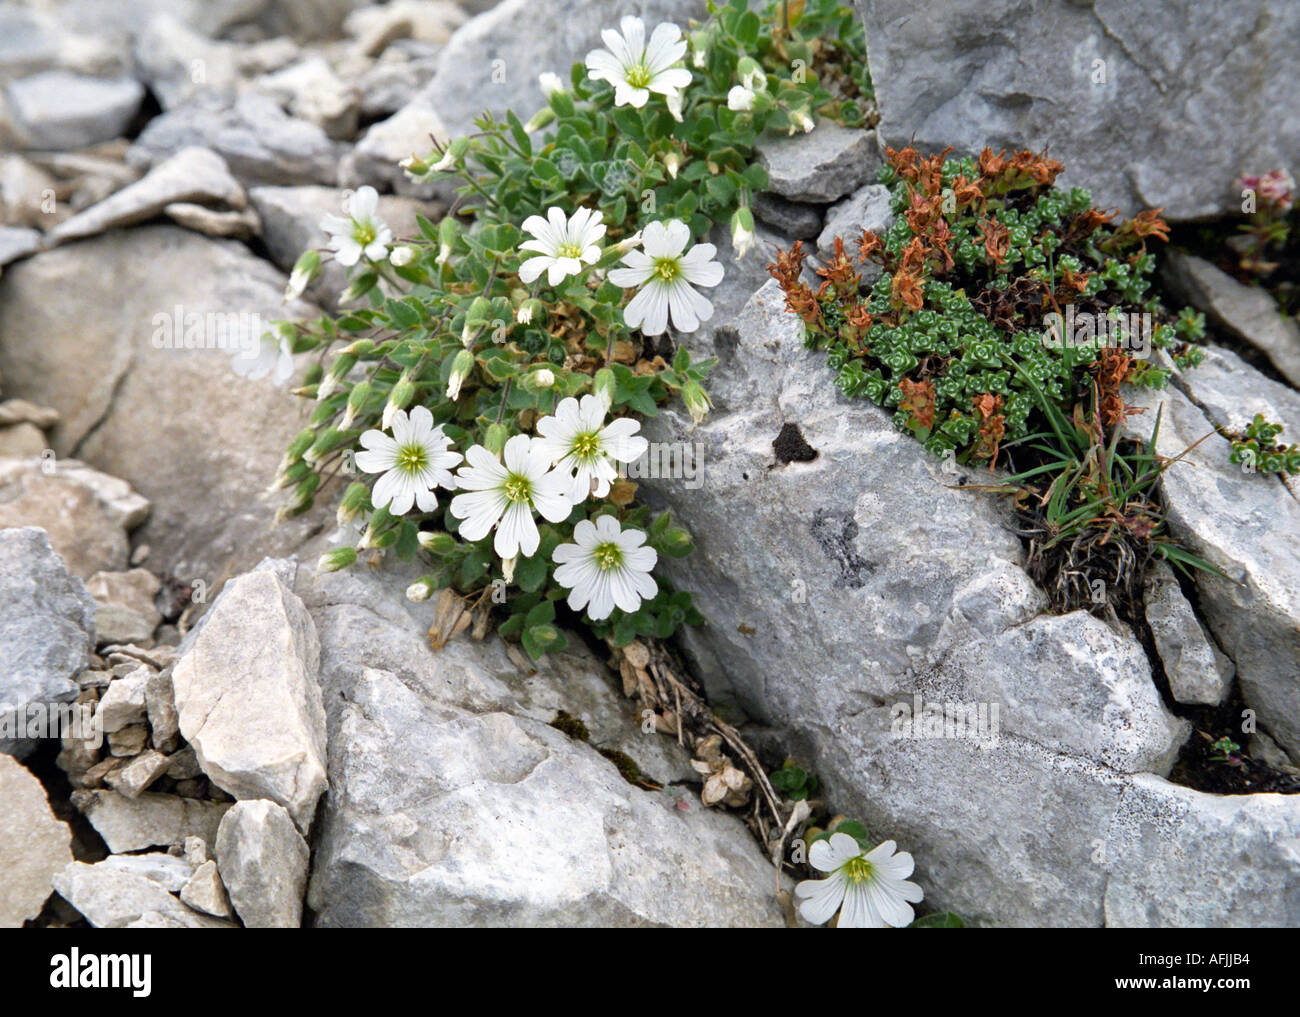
[1144,562,1233,706]
[0,754,73,926]
[172,569,326,831]
[215,799,309,928]
[292,558,786,927]
[53,859,234,928]
[0,527,95,758]
[5,71,143,149]
[855,0,1300,220]
[0,226,332,581]
[756,124,879,203]
[47,147,247,246]
[1161,250,1300,389]
[72,789,229,853]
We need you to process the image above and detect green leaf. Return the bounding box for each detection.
[522,623,565,660]
[911,912,966,929]
[515,552,549,593]
[524,599,556,627]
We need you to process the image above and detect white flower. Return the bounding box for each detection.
[727,85,755,111]
[390,245,416,267]
[608,219,723,335]
[321,186,393,267]
[538,71,566,97]
[518,206,606,287]
[232,330,294,386]
[355,406,462,516]
[553,515,658,619]
[534,395,648,503]
[533,368,556,388]
[793,835,924,928]
[449,434,573,558]
[585,16,692,110]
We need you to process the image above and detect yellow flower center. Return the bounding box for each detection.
[503,473,532,503]
[841,855,875,885]
[653,257,681,282]
[396,443,428,473]
[624,63,653,89]
[557,242,584,259]
[353,221,376,246]
[571,431,601,461]
[593,541,624,570]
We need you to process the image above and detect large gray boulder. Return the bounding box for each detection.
[0,225,334,583]
[854,0,1300,220]
[0,527,95,758]
[642,280,1184,773]
[280,557,785,927]
[633,279,1300,924]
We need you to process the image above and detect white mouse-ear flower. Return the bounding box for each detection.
[794,835,924,928]
[585,17,692,110]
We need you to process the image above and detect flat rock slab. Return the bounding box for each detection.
[53,859,235,928]
[756,124,880,203]
[1122,347,1300,760]
[1161,250,1300,389]
[71,789,230,854]
[48,146,247,246]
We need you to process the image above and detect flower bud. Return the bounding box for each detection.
[446,349,474,400]
[285,249,320,300]
[592,367,617,411]
[417,531,456,554]
[430,137,469,173]
[384,373,416,428]
[737,57,764,92]
[318,546,358,573]
[682,378,712,426]
[406,579,434,602]
[389,245,416,267]
[399,154,430,178]
[731,206,755,260]
[483,423,509,457]
[524,107,556,134]
[515,298,544,325]
[337,481,371,525]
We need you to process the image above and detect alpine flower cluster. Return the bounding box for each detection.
[517,206,723,336]
[354,397,657,620]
